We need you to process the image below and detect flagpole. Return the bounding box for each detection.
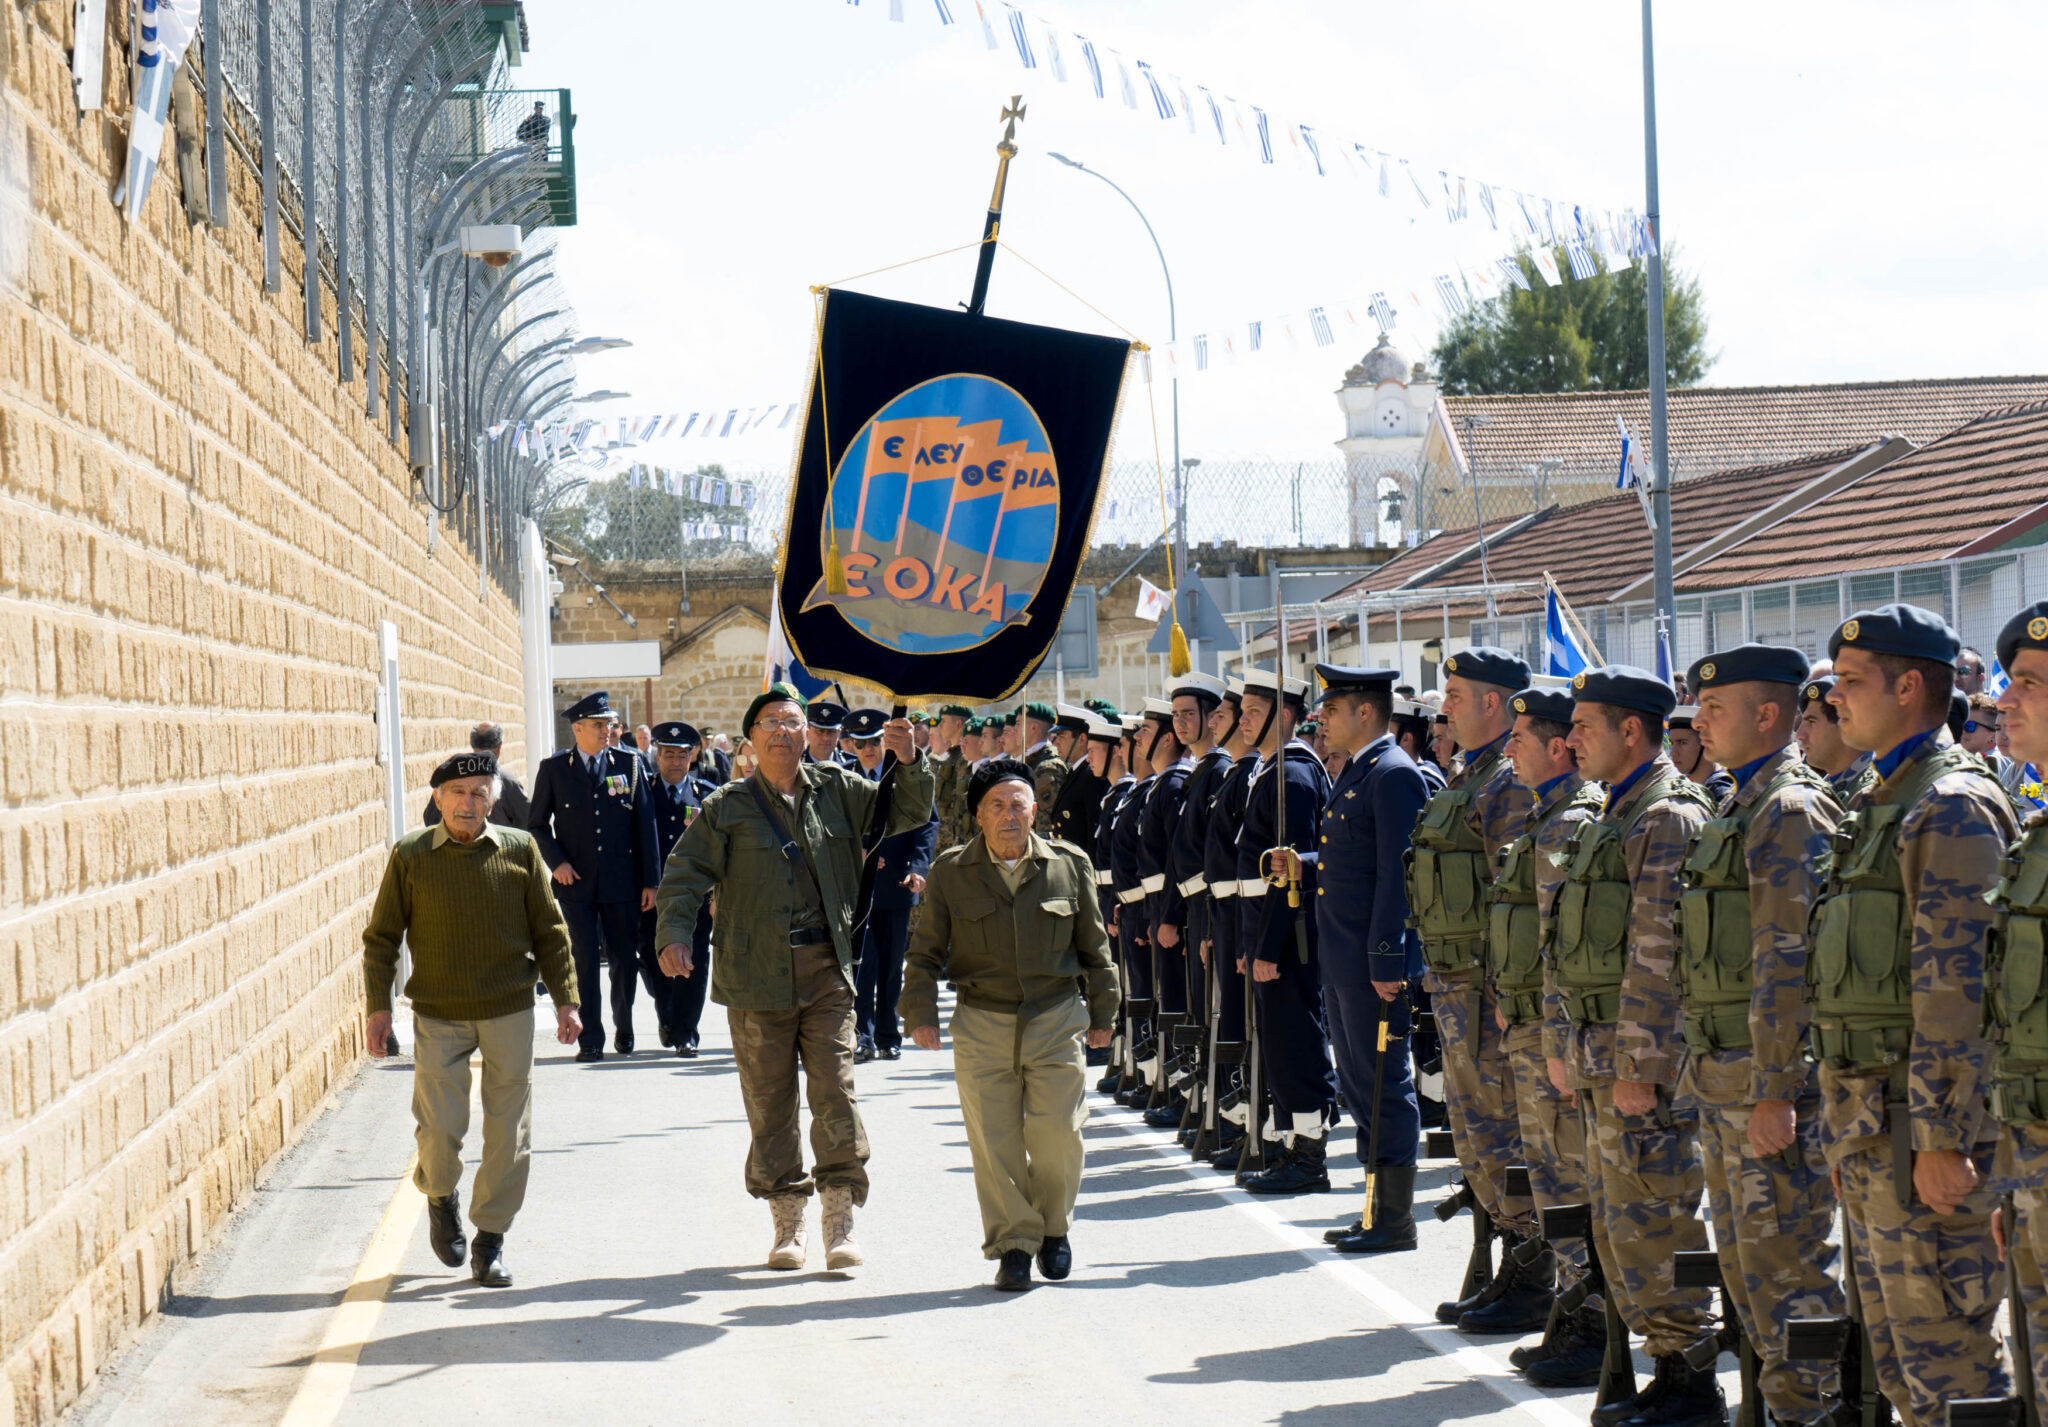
[967,98,1026,318]
[1642,0,1675,658]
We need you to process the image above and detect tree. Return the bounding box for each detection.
[1431,245,1714,396]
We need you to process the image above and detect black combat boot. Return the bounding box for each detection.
[1457,1234,1556,1333]
[1522,1302,1609,1388]
[1616,1354,1725,1427]
[1511,1298,1580,1372]
[1436,1248,1505,1325]
[1331,1166,1419,1253]
[1588,1349,1672,1427]
[1241,1135,1332,1195]
[1142,1095,1185,1129]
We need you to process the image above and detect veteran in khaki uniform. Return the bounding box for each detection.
[653,683,935,1273]
[905,757,1118,1292]
[1989,600,2048,1413]
[1814,604,2017,1427]
[1553,666,1722,1423]
[1680,645,1847,1427]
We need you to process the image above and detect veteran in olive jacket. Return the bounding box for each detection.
[904,758,1118,1291]
[652,683,935,1273]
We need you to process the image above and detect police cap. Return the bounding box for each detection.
[844,708,888,740]
[1313,664,1399,706]
[562,690,619,723]
[1828,603,1959,663]
[651,721,701,749]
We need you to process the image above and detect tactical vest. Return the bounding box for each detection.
[1490,782,1604,1025]
[1674,758,1832,1054]
[1806,742,1978,1072]
[1986,819,2048,1123]
[1553,764,1714,1027]
[1407,752,1503,983]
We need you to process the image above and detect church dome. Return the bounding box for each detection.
[1343,331,1409,388]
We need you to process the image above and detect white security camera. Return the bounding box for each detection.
[460,224,523,268]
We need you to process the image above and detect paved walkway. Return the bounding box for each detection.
[67,995,1702,1426]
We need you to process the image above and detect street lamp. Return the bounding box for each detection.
[1047,152,1183,585]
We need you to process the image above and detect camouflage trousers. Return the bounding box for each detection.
[1696,1098,1844,1423]
[1837,1140,2008,1427]
[1428,977,1534,1237]
[1581,1081,1713,1358]
[2012,1181,2048,1414]
[1502,1025,1588,1278]
[725,941,870,1204]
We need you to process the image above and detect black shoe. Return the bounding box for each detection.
[677,1041,699,1059]
[575,1046,604,1063]
[993,1249,1032,1291]
[1241,1138,1332,1195]
[1437,1244,1503,1323]
[1521,1304,1606,1387]
[659,1025,673,1048]
[614,1033,635,1056]
[1141,1099,1184,1129]
[1323,1220,1364,1245]
[1589,1350,1672,1427]
[1419,1094,1449,1129]
[1457,1235,1557,1334]
[1096,1069,1123,1095]
[880,1045,901,1060]
[427,1191,467,1267]
[1035,1235,1072,1281]
[1331,1167,1420,1254]
[470,1230,511,1288]
[854,1040,876,1064]
[1211,1140,1250,1172]
[1614,1354,1724,1427]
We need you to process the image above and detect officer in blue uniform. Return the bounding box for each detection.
[645,721,719,1056]
[527,691,661,1062]
[1135,698,1193,1123]
[1110,715,1160,1105]
[805,700,852,766]
[1089,716,1138,1093]
[1305,666,1430,1252]
[844,709,939,1062]
[1201,679,1259,1167]
[1236,668,1336,1193]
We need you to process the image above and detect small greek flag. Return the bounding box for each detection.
[933,1,954,22]
[1193,334,1209,371]
[1368,292,1395,331]
[1988,657,2012,696]
[1253,107,1273,164]
[1248,320,1263,352]
[1200,87,1225,143]
[1299,125,1324,176]
[1404,160,1432,209]
[1137,60,1173,118]
[1308,307,1335,347]
[1565,234,1595,280]
[1078,37,1104,97]
[1478,183,1498,230]
[1433,275,1465,317]
[1546,587,1591,679]
[1004,5,1035,67]
[719,410,738,437]
[628,466,644,489]
[1516,191,1539,235]
[1497,256,1531,292]
[678,413,699,437]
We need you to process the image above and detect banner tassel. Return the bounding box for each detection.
[825,535,849,595]
[1169,618,1191,676]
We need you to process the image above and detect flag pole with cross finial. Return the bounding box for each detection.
[966,96,1025,317]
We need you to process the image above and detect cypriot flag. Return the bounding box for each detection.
[120,0,203,224]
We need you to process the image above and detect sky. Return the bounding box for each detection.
[529,0,2048,475]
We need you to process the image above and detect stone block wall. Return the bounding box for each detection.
[0,6,525,1421]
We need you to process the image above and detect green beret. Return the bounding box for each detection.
[743,681,807,733]
[941,703,974,720]
[1021,701,1056,724]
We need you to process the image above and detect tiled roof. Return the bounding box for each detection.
[1442,375,2048,484]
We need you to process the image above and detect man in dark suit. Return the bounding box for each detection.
[1305,666,1430,1254]
[527,691,661,1062]
[845,709,938,1061]
[644,721,720,1055]
[423,722,531,829]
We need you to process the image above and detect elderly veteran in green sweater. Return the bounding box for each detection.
[904,757,1119,1292]
[654,682,936,1272]
[362,751,581,1289]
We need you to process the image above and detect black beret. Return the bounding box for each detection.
[1442,646,1531,692]
[967,756,1034,816]
[431,751,498,787]
[1828,602,1959,663]
[1313,664,1399,705]
[1799,675,1836,708]
[652,721,700,748]
[562,690,617,722]
[1510,688,1574,723]
[1688,643,1810,692]
[844,708,888,739]
[1996,602,2048,674]
[744,682,808,732]
[1570,664,1678,719]
[806,699,848,730]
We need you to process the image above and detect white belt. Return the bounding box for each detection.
[1140,874,1165,894]
[1095,869,1114,887]
[1210,881,1238,900]
[1116,887,1148,905]
[1239,880,1269,899]
[1177,874,1207,897]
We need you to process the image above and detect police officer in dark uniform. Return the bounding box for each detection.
[1088,715,1136,1088]
[1136,698,1194,1124]
[1158,674,1232,1144]
[804,700,852,766]
[844,709,939,1062]
[527,691,661,1062]
[1304,666,1430,1253]
[1109,713,1160,1105]
[1237,668,1336,1193]
[1046,704,1110,857]
[645,720,719,1056]
[1201,678,1259,1167]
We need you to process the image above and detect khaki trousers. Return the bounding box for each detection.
[412,1008,536,1234]
[727,941,869,1203]
[950,997,1090,1259]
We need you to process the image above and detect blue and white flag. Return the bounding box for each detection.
[1192,334,1209,372]
[1200,87,1226,144]
[1299,125,1324,176]
[1403,159,1432,209]
[1003,5,1035,67]
[1252,107,1273,164]
[1497,256,1531,292]
[1616,418,1640,490]
[933,0,954,21]
[119,0,203,223]
[1565,233,1596,280]
[1546,587,1591,679]
[1987,656,2011,696]
[1478,183,1498,230]
[1077,36,1104,97]
[1248,319,1264,352]
[1433,274,1465,317]
[1368,292,1395,331]
[1137,60,1173,118]
[1308,307,1335,346]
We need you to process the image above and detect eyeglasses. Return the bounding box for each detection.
[754,717,807,733]
[1964,719,2000,734]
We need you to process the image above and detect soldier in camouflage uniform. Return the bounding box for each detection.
[1407,648,1545,1333]
[1020,701,1069,836]
[1813,605,2017,1427]
[1490,684,1607,1382]
[929,704,976,853]
[1989,600,2048,1412]
[1546,666,1722,1421]
[1681,646,1847,1426]
[1795,673,1876,804]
